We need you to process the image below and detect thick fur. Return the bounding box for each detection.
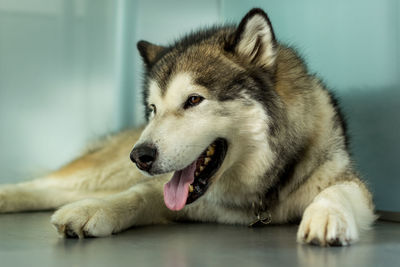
[0,8,375,246]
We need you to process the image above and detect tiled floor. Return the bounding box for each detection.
[0,212,399,267]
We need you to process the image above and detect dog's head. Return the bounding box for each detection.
[131,8,281,210]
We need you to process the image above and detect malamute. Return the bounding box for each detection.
[0,8,375,246]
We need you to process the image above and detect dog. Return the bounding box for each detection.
[0,8,375,246]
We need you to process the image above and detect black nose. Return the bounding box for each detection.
[130,144,157,172]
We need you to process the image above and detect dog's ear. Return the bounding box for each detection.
[137,40,165,68]
[225,8,277,68]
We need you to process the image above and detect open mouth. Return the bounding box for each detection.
[163,138,228,211]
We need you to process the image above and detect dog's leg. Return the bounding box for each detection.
[0,162,142,213]
[0,160,137,213]
[297,179,376,246]
[0,179,119,213]
[0,129,145,213]
[50,175,172,238]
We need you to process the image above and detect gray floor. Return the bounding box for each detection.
[0,212,399,267]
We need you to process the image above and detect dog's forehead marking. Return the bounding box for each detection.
[148,80,162,105]
[164,72,194,104]
[164,72,210,108]
[148,72,210,112]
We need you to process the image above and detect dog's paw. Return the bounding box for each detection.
[297,202,358,246]
[51,199,118,238]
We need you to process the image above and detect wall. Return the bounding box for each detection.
[0,0,123,180]
[0,0,221,181]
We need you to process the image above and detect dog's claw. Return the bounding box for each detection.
[65,227,79,238]
[51,199,116,238]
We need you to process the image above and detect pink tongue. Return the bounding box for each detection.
[163,161,196,211]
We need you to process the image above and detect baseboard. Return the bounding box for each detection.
[377,210,400,223]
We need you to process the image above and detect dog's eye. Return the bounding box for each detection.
[149,104,156,114]
[184,95,204,109]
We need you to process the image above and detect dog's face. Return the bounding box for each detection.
[137,71,231,174]
[131,9,279,210]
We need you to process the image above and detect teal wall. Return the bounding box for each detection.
[0,0,221,181]
[0,0,398,211]
[222,0,400,211]
[0,0,123,179]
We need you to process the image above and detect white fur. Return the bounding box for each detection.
[51,198,117,238]
[0,180,113,213]
[297,181,376,246]
[147,79,163,120]
[204,98,276,209]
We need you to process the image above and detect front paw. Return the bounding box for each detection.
[51,199,118,238]
[297,202,358,246]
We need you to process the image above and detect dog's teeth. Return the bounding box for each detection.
[204,157,211,165]
[189,185,193,193]
[207,146,215,156]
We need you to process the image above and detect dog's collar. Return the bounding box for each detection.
[248,198,272,227]
[248,142,309,227]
